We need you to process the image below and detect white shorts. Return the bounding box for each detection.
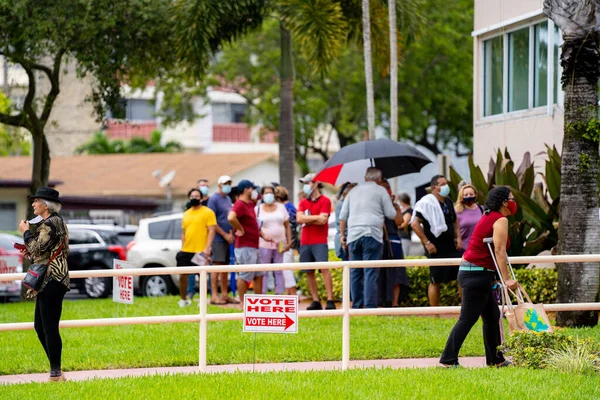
[282,249,297,288]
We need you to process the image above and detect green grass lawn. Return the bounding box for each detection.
[1,296,599,376]
[1,368,599,400]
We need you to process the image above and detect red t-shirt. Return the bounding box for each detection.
[298,195,331,246]
[463,211,510,270]
[232,199,259,249]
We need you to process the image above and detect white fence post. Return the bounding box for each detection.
[199,269,208,372]
[342,265,350,370]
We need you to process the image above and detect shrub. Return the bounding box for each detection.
[502,331,600,371]
[545,341,600,375]
[296,253,558,306]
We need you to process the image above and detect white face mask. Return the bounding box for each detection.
[263,193,275,204]
[303,184,313,196]
[251,189,258,200]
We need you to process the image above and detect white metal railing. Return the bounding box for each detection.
[1,255,600,372]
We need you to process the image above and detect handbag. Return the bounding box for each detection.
[501,283,553,334]
[22,241,65,292]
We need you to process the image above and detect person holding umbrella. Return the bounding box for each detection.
[339,168,403,309]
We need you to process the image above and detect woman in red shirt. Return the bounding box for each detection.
[439,186,519,368]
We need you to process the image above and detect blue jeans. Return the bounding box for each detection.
[187,273,196,299]
[349,236,383,309]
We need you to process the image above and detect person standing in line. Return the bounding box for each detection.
[206,175,238,304]
[378,179,409,307]
[455,183,484,252]
[257,185,292,294]
[397,193,414,257]
[339,168,403,309]
[439,186,518,368]
[19,187,70,382]
[228,180,267,305]
[177,188,217,307]
[334,182,356,261]
[297,173,336,310]
[197,178,210,206]
[186,178,211,298]
[274,185,299,295]
[411,175,462,307]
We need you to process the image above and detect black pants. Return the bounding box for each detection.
[34,280,68,373]
[439,270,505,366]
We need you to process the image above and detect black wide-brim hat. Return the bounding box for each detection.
[29,186,63,205]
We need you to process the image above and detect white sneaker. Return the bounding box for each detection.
[178,299,192,307]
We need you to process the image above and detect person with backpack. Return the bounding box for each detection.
[454,183,484,252]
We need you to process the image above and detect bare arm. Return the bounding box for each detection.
[492,217,517,288]
[454,218,463,250]
[400,212,411,230]
[284,220,292,246]
[227,211,243,233]
[297,211,322,225]
[205,225,216,256]
[340,219,348,249]
[411,215,436,254]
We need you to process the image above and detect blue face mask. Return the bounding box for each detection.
[221,185,232,195]
[303,184,313,196]
[439,184,450,197]
[263,193,275,204]
[199,186,209,196]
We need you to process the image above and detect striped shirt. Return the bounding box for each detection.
[24,213,70,298]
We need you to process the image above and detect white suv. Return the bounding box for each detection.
[126,213,184,296]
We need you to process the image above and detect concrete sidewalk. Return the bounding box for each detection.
[0,357,486,385]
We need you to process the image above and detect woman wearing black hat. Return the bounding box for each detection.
[18,187,70,382]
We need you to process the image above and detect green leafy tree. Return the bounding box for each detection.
[0,0,265,201]
[76,131,182,154]
[0,92,30,156]
[544,0,600,327]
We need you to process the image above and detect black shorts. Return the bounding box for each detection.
[428,250,461,284]
[211,241,231,264]
[176,251,195,266]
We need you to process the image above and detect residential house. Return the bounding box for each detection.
[472,1,563,171]
[0,152,279,230]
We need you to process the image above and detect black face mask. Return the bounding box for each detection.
[463,196,476,205]
[189,198,201,207]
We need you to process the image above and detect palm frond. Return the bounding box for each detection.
[277,0,348,73]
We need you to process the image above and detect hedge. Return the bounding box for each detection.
[295,251,558,306]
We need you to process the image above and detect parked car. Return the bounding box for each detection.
[66,226,130,298]
[66,222,138,247]
[126,213,183,297]
[0,233,24,298]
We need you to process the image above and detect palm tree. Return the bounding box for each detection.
[362,0,376,140]
[544,0,600,327]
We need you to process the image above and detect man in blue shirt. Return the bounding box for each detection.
[207,175,238,304]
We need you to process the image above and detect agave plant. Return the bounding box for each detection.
[449,146,560,257]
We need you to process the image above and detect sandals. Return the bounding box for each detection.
[225,297,240,304]
[210,299,227,305]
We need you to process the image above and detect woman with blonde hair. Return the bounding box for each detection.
[454,183,484,252]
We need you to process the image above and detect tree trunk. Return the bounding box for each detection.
[279,23,295,200]
[389,0,398,193]
[362,0,376,140]
[556,34,600,327]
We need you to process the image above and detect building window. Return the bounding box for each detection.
[0,203,17,231]
[508,28,530,111]
[482,19,562,118]
[534,22,549,107]
[107,99,155,121]
[212,102,247,124]
[484,36,504,116]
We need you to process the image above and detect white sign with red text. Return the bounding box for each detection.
[113,259,134,304]
[243,294,298,334]
[0,256,22,294]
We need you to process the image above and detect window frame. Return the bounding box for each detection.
[479,17,562,121]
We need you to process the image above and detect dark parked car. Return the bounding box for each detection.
[67,226,133,298]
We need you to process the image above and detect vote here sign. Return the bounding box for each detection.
[243,294,298,334]
[113,259,134,304]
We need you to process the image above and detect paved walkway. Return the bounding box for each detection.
[0,357,486,385]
